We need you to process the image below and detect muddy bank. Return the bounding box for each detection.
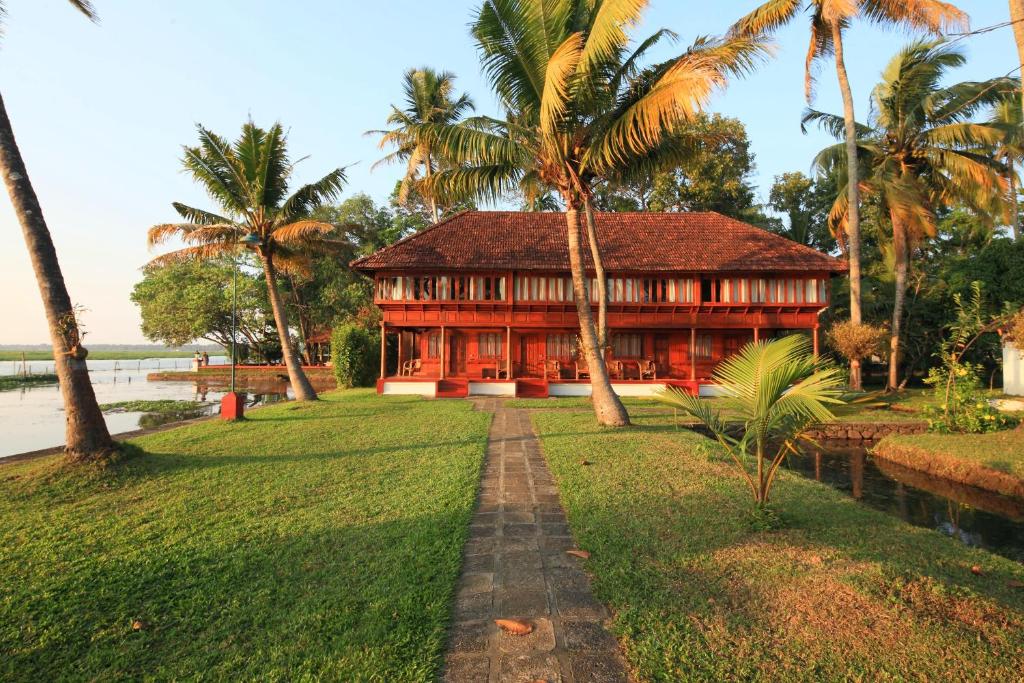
[874,438,1024,500]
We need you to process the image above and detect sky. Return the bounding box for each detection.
[0,0,1014,344]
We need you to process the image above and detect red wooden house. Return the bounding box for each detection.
[351,211,846,398]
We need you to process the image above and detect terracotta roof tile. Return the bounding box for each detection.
[351,211,846,274]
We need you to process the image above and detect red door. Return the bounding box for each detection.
[520,334,544,377]
[449,332,467,375]
[654,334,670,376]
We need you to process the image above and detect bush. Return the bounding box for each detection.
[331,323,380,388]
[923,362,1014,434]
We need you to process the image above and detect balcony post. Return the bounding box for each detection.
[690,327,697,381]
[812,325,820,357]
[379,322,386,379]
[753,327,759,344]
[506,326,512,379]
[440,326,446,379]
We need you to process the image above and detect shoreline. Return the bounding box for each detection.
[873,434,1024,500]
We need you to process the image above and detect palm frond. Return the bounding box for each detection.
[270,220,336,244]
[277,168,348,224]
[540,32,583,137]
[580,0,646,74]
[728,0,802,37]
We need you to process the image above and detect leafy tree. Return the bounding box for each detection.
[809,41,1012,390]
[387,180,475,238]
[370,68,474,223]
[148,121,348,401]
[768,170,838,251]
[331,323,380,388]
[131,259,283,362]
[657,336,844,508]
[826,320,885,390]
[428,0,766,427]
[732,0,968,335]
[0,0,113,461]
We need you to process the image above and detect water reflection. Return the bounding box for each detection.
[784,442,1024,562]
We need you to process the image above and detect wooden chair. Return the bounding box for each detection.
[639,359,657,380]
[401,358,422,376]
[575,357,590,380]
[610,360,625,380]
[544,359,561,380]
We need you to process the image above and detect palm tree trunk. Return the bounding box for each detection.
[260,253,318,401]
[831,23,865,389]
[888,214,909,391]
[583,198,609,349]
[565,207,629,427]
[1009,160,1020,241]
[286,274,313,365]
[0,91,113,461]
[1011,0,1024,203]
[424,153,440,224]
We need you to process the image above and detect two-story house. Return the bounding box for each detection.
[351,211,845,398]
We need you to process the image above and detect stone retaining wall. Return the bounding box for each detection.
[805,421,928,442]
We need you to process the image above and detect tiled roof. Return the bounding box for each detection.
[351,211,846,274]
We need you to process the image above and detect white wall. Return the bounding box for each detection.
[469,382,516,396]
[382,381,437,397]
[1004,342,1024,396]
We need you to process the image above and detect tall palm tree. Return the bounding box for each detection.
[730,0,968,390]
[0,0,113,462]
[807,41,1012,390]
[148,121,347,401]
[1010,1,1024,169]
[991,94,1023,240]
[369,68,474,224]
[428,0,766,427]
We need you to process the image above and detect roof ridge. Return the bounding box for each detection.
[348,208,473,269]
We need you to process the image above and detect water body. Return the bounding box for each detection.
[0,357,292,458]
[784,442,1024,563]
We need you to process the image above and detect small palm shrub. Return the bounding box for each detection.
[657,336,844,507]
[331,323,379,389]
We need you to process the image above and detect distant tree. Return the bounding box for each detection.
[0,0,113,461]
[130,259,280,361]
[768,171,838,251]
[370,67,474,223]
[388,180,475,238]
[148,121,348,401]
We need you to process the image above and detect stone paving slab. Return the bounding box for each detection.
[443,399,630,683]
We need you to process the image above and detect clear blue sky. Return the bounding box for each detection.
[0,0,1013,344]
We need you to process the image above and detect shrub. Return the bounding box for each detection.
[826,320,886,390]
[923,362,1013,433]
[331,323,380,388]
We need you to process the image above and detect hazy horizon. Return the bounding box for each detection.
[0,0,1012,344]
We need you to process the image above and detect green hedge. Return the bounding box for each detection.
[330,323,380,388]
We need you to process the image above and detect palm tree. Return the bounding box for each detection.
[656,335,844,506]
[807,41,1012,390]
[148,121,347,401]
[1010,1,1024,168]
[369,67,474,224]
[0,0,114,462]
[990,94,1023,240]
[730,0,968,390]
[426,0,766,427]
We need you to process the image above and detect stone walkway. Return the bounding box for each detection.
[443,400,629,683]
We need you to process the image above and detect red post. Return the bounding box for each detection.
[812,326,820,357]
[221,392,244,421]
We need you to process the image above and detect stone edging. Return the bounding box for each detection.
[804,421,928,442]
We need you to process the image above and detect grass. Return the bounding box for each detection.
[531,409,1024,681]
[506,395,660,409]
[876,429,1024,499]
[0,351,198,361]
[0,374,58,391]
[0,389,491,681]
[99,399,209,413]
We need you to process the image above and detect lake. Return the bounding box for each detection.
[0,357,295,458]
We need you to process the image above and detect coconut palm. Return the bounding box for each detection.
[657,335,844,506]
[807,41,1013,390]
[730,0,968,390]
[369,68,474,224]
[148,121,347,401]
[0,0,114,462]
[1011,1,1024,153]
[426,0,766,427]
[990,93,1024,240]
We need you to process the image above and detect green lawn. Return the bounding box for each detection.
[876,429,1024,498]
[531,410,1024,681]
[0,389,491,681]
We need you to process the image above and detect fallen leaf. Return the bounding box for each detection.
[580,459,592,466]
[131,619,147,632]
[495,618,533,636]
[566,550,590,560]
[971,565,984,576]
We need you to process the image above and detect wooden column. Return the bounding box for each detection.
[753,327,760,343]
[690,327,697,381]
[440,326,446,379]
[506,326,512,379]
[812,326,820,357]
[397,329,403,377]
[379,323,386,379]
